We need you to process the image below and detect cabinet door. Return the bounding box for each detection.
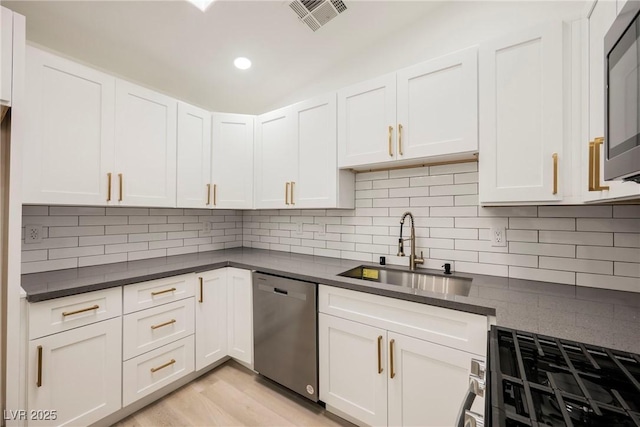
[115,80,177,207]
[227,268,252,367]
[319,314,387,427]
[211,113,254,209]
[479,22,565,203]
[176,102,212,208]
[387,332,482,427]
[23,47,115,205]
[28,317,122,426]
[254,106,297,208]
[584,0,640,201]
[338,73,397,168]
[397,47,478,160]
[293,94,338,208]
[1,7,12,106]
[195,269,228,371]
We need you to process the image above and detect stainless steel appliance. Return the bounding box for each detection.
[605,0,640,183]
[252,272,318,402]
[486,326,640,426]
[456,359,486,427]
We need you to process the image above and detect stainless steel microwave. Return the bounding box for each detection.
[605,0,640,183]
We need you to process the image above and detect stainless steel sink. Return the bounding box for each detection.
[338,265,472,296]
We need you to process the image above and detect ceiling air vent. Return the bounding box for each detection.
[289,0,347,32]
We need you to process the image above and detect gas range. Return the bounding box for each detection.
[487,326,640,427]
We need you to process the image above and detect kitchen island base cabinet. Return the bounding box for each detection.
[27,317,122,427]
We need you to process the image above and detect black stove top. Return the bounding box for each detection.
[488,326,640,427]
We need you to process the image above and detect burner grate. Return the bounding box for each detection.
[490,326,640,427]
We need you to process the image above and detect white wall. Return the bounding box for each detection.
[267,0,585,111]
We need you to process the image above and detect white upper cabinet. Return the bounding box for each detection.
[1,7,13,106]
[115,80,177,207]
[176,102,212,208]
[211,113,254,209]
[254,106,297,208]
[293,94,354,209]
[396,47,478,160]
[23,46,116,205]
[338,74,397,168]
[583,0,640,202]
[479,22,565,203]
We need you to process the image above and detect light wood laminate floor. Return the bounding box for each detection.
[114,360,353,427]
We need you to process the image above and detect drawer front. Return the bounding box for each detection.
[319,285,487,355]
[29,287,122,340]
[123,335,195,406]
[123,298,195,360]
[123,274,195,314]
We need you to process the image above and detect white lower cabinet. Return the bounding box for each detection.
[123,335,195,406]
[318,285,487,426]
[195,269,228,370]
[226,267,253,367]
[28,317,122,426]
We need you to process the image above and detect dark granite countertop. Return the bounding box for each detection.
[21,248,640,353]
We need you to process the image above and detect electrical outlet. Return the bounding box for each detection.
[491,226,507,247]
[25,225,43,243]
[203,221,212,233]
[294,222,303,236]
[317,222,326,237]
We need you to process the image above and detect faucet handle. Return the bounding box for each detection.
[415,251,424,265]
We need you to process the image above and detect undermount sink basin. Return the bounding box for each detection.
[338,265,472,297]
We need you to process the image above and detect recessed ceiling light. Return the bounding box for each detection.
[234,57,252,70]
[186,0,215,12]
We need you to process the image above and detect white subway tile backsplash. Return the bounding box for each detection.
[105,242,148,254]
[430,183,477,196]
[455,217,509,229]
[479,252,537,268]
[613,205,640,218]
[577,246,640,263]
[539,231,613,246]
[410,174,454,187]
[128,232,167,243]
[389,166,430,178]
[430,249,478,262]
[78,253,127,267]
[615,233,640,248]
[355,170,389,181]
[128,249,167,261]
[372,178,409,189]
[430,206,478,217]
[509,266,575,285]
[23,206,49,216]
[479,206,538,217]
[48,226,104,238]
[22,237,78,251]
[410,196,453,207]
[506,230,538,242]
[106,224,149,235]
[455,195,479,206]
[615,262,640,278]
[355,181,372,190]
[454,172,479,184]
[509,218,575,231]
[356,189,389,199]
[430,228,478,239]
[455,239,508,253]
[26,216,79,227]
[49,206,105,216]
[22,250,48,262]
[539,257,613,275]
[538,206,612,218]
[430,162,477,175]
[22,258,78,274]
[455,261,508,277]
[106,207,148,216]
[509,242,575,258]
[49,245,104,260]
[577,273,639,293]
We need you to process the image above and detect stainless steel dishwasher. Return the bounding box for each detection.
[253,272,318,402]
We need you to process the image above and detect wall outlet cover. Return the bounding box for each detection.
[491,226,507,247]
[203,221,212,232]
[294,222,303,236]
[25,225,43,243]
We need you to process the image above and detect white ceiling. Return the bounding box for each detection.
[4,0,442,114]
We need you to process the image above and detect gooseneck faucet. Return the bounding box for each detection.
[398,211,424,271]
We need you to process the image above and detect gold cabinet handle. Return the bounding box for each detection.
[206,184,211,205]
[388,126,393,157]
[62,304,99,317]
[150,358,176,373]
[389,338,396,379]
[290,181,295,205]
[198,277,203,303]
[118,173,123,202]
[588,142,596,191]
[552,153,558,195]
[377,335,383,374]
[592,137,609,191]
[398,124,403,156]
[213,184,217,206]
[36,345,43,387]
[107,173,112,202]
[150,319,176,330]
[151,287,176,296]
[285,182,290,205]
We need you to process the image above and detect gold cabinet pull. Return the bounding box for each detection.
[552,153,558,195]
[377,335,383,374]
[62,304,99,317]
[36,345,43,387]
[592,137,610,191]
[290,181,295,205]
[388,126,393,157]
[150,319,176,330]
[285,182,290,205]
[150,358,176,373]
[198,277,203,303]
[151,287,176,296]
[206,184,211,205]
[118,173,123,202]
[389,338,396,379]
[588,142,596,191]
[398,123,403,156]
[213,184,217,206]
[107,173,112,202]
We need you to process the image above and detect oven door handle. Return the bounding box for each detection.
[456,376,485,427]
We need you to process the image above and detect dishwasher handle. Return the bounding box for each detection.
[257,283,308,301]
[274,287,288,295]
